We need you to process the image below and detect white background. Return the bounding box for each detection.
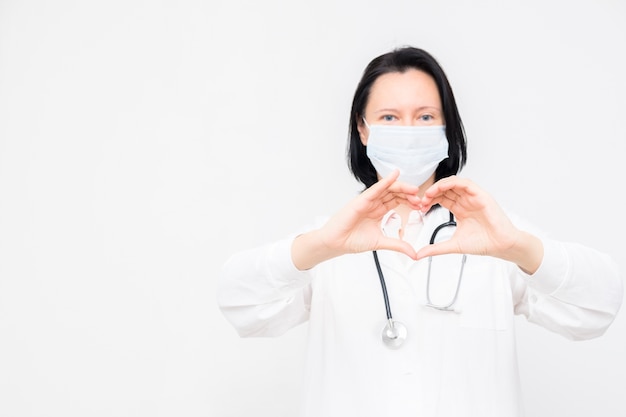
[1,0,625,416]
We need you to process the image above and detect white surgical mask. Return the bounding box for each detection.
[363,119,449,186]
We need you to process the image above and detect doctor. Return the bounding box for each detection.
[217,46,623,417]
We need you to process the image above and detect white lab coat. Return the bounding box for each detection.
[217,207,623,417]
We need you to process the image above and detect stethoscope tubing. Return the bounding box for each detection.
[372,250,393,321]
[373,210,464,347]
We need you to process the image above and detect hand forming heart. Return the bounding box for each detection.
[292,170,543,273]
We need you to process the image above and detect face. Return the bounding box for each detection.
[357,69,444,146]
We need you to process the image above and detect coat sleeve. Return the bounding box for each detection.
[512,237,623,340]
[217,236,314,338]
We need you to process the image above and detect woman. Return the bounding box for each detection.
[217,46,622,417]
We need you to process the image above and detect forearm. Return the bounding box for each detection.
[502,230,544,275]
[291,229,344,271]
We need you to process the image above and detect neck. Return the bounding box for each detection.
[394,204,415,227]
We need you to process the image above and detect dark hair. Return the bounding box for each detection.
[347,46,467,188]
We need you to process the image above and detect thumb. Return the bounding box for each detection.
[377,236,418,260]
[415,240,458,261]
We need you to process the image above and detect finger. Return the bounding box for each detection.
[415,239,459,260]
[419,195,445,213]
[422,176,472,200]
[438,192,464,212]
[372,172,421,197]
[369,170,400,194]
[381,192,422,209]
[421,180,474,212]
[377,237,418,260]
[360,172,404,205]
[394,196,423,211]
[364,172,420,208]
[444,189,463,201]
[357,175,395,207]
[386,178,421,193]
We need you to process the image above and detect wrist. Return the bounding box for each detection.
[291,229,344,271]
[506,231,544,274]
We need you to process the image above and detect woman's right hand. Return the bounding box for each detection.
[291,170,422,270]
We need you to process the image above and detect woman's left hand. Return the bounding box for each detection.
[416,176,543,273]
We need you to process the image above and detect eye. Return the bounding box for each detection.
[382,114,397,122]
[419,114,434,122]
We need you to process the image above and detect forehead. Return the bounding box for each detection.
[367,69,441,110]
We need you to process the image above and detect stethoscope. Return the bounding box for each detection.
[373,211,467,349]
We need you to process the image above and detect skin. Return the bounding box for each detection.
[291,69,543,274]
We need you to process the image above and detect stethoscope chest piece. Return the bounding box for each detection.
[382,319,407,349]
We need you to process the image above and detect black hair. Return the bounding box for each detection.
[347,46,467,189]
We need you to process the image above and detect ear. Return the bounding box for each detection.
[356,117,369,146]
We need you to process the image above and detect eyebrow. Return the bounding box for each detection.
[372,106,442,114]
